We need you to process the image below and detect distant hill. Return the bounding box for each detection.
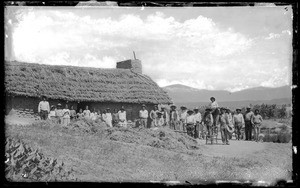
[163,84,292,108]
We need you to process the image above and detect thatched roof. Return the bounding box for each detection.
[5,61,172,104]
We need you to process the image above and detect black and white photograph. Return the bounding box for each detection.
[4,1,295,185]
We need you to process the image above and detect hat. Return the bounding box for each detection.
[194,108,199,111]
[187,110,194,114]
[236,108,242,111]
[106,108,110,110]
[210,97,215,100]
[180,106,187,109]
[246,106,251,109]
[142,104,146,107]
[170,104,176,108]
[57,103,62,106]
[120,106,125,110]
[205,108,212,111]
[161,106,165,109]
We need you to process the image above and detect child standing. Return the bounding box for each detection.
[251,109,263,142]
[62,104,70,126]
[156,112,165,127]
[77,109,84,119]
[55,103,64,125]
[48,105,56,121]
[169,105,179,130]
[112,109,119,127]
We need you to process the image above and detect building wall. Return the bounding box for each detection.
[5,95,156,122]
[5,95,78,115]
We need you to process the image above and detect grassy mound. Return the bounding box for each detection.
[24,119,200,152]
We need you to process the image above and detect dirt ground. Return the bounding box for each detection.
[5,115,292,184]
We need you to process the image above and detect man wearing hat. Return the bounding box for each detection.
[251,109,263,142]
[185,110,196,137]
[219,107,230,145]
[149,105,159,127]
[139,104,149,128]
[38,95,50,120]
[233,108,245,140]
[193,108,202,139]
[156,112,165,127]
[170,105,179,130]
[244,106,254,141]
[179,106,188,132]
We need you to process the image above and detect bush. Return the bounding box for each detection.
[5,137,77,182]
[278,131,292,143]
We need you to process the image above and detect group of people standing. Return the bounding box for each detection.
[37,96,127,127]
[38,96,263,144]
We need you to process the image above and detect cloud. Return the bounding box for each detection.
[8,8,290,91]
[265,33,281,40]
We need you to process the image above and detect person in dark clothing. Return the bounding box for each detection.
[244,106,254,141]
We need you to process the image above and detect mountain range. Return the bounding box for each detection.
[162,84,292,108]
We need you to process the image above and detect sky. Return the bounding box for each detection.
[5,6,293,92]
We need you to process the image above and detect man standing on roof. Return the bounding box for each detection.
[38,95,50,120]
[139,104,149,128]
[209,97,220,129]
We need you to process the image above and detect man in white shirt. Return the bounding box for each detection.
[185,110,196,137]
[83,105,91,119]
[38,96,50,120]
[139,104,148,128]
[193,108,202,139]
[233,108,245,140]
[149,105,159,127]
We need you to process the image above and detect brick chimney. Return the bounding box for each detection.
[116,59,142,74]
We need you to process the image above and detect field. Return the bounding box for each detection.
[5,115,293,185]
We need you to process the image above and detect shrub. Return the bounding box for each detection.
[5,137,77,182]
[277,131,292,143]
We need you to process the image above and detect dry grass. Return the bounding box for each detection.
[5,120,292,184]
[5,60,172,104]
